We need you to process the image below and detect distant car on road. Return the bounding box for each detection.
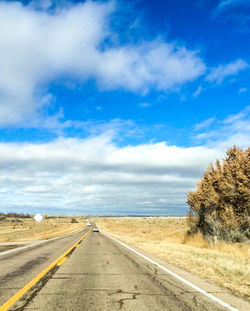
[93,227,99,232]
[87,222,91,226]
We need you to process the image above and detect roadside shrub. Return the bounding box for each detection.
[11,218,22,223]
[71,218,78,223]
[187,146,250,242]
[6,213,31,218]
[0,216,6,222]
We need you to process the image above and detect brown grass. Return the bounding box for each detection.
[96,217,250,300]
[0,216,86,242]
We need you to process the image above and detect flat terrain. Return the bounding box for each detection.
[96,217,250,300]
[0,218,249,311]
[0,216,86,243]
[2,231,248,311]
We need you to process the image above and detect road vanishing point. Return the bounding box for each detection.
[0,227,249,311]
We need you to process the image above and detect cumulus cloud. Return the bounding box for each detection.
[1,107,248,215]
[0,134,223,215]
[206,59,248,84]
[0,0,205,126]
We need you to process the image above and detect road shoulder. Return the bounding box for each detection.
[103,232,250,311]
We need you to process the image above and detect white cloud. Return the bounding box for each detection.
[194,117,215,131]
[217,0,250,11]
[1,107,248,215]
[0,1,205,126]
[194,107,250,149]
[139,102,151,108]
[239,87,247,93]
[206,59,248,84]
[0,134,223,215]
[193,85,202,97]
[97,42,205,92]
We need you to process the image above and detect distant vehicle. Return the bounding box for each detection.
[93,227,99,232]
[87,222,91,226]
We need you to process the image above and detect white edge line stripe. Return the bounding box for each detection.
[103,233,239,311]
[0,227,86,256]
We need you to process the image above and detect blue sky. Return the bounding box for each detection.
[0,0,249,215]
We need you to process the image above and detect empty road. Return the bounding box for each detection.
[1,229,248,311]
[0,228,88,308]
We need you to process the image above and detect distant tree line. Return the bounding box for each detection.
[0,212,32,218]
[187,146,249,242]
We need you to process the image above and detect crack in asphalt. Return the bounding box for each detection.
[9,241,84,311]
[2,233,232,311]
[106,236,195,311]
[117,295,137,310]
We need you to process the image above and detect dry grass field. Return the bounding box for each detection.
[0,216,86,242]
[96,217,250,300]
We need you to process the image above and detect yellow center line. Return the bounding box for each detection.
[57,256,68,266]
[0,229,90,311]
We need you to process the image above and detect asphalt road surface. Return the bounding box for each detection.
[0,228,88,308]
[0,230,246,311]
